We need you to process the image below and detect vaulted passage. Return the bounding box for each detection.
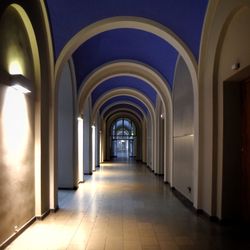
[7,161,249,250]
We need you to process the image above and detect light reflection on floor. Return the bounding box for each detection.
[6,161,250,250]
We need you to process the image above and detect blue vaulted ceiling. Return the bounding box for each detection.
[91,76,157,107]
[45,0,208,60]
[45,1,208,112]
[73,29,178,88]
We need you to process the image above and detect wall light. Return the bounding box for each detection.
[92,125,96,171]
[0,69,32,94]
[77,115,83,122]
[78,116,84,183]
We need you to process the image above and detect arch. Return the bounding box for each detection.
[91,88,154,124]
[100,101,147,119]
[92,88,156,171]
[105,112,143,161]
[100,102,148,163]
[55,16,198,88]
[78,60,173,184]
[78,60,170,113]
[54,16,200,190]
[54,16,200,202]
[104,107,144,123]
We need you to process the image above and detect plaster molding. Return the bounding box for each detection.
[92,88,157,171]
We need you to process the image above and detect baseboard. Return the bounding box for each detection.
[50,205,59,213]
[154,173,164,176]
[0,217,36,250]
[171,187,194,211]
[36,209,50,220]
[58,186,78,191]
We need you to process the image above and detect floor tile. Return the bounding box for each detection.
[5,161,250,250]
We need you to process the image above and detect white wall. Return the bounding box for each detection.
[58,61,74,188]
[83,96,92,174]
[147,115,152,169]
[173,56,194,201]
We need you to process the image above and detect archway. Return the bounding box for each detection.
[78,61,172,184]
[55,16,199,207]
[108,117,139,160]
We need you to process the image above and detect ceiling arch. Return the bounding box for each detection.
[101,103,145,120]
[91,88,155,124]
[45,1,208,59]
[105,108,143,122]
[100,96,149,115]
[73,29,178,87]
[91,75,157,107]
[55,16,199,93]
[78,60,171,116]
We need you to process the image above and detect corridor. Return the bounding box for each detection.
[6,161,249,250]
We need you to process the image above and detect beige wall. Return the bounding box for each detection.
[217,6,250,218]
[173,56,194,202]
[155,96,164,175]
[0,6,35,244]
[198,0,250,216]
[58,61,74,188]
[83,97,92,174]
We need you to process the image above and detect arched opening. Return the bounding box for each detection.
[110,118,137,160]
[90,88,154,167]
[53,17,199,194]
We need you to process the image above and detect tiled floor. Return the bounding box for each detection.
[6,161,250,250]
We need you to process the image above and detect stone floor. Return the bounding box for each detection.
[6,161,250,250]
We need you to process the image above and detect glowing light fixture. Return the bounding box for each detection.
[0,69,32,94]
[78,116,84,183]
[92,125,96,171]
[9,60,23,75]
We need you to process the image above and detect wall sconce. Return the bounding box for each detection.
[231,62,240,71]
[77,116,83,121]
[0,69,32,94]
